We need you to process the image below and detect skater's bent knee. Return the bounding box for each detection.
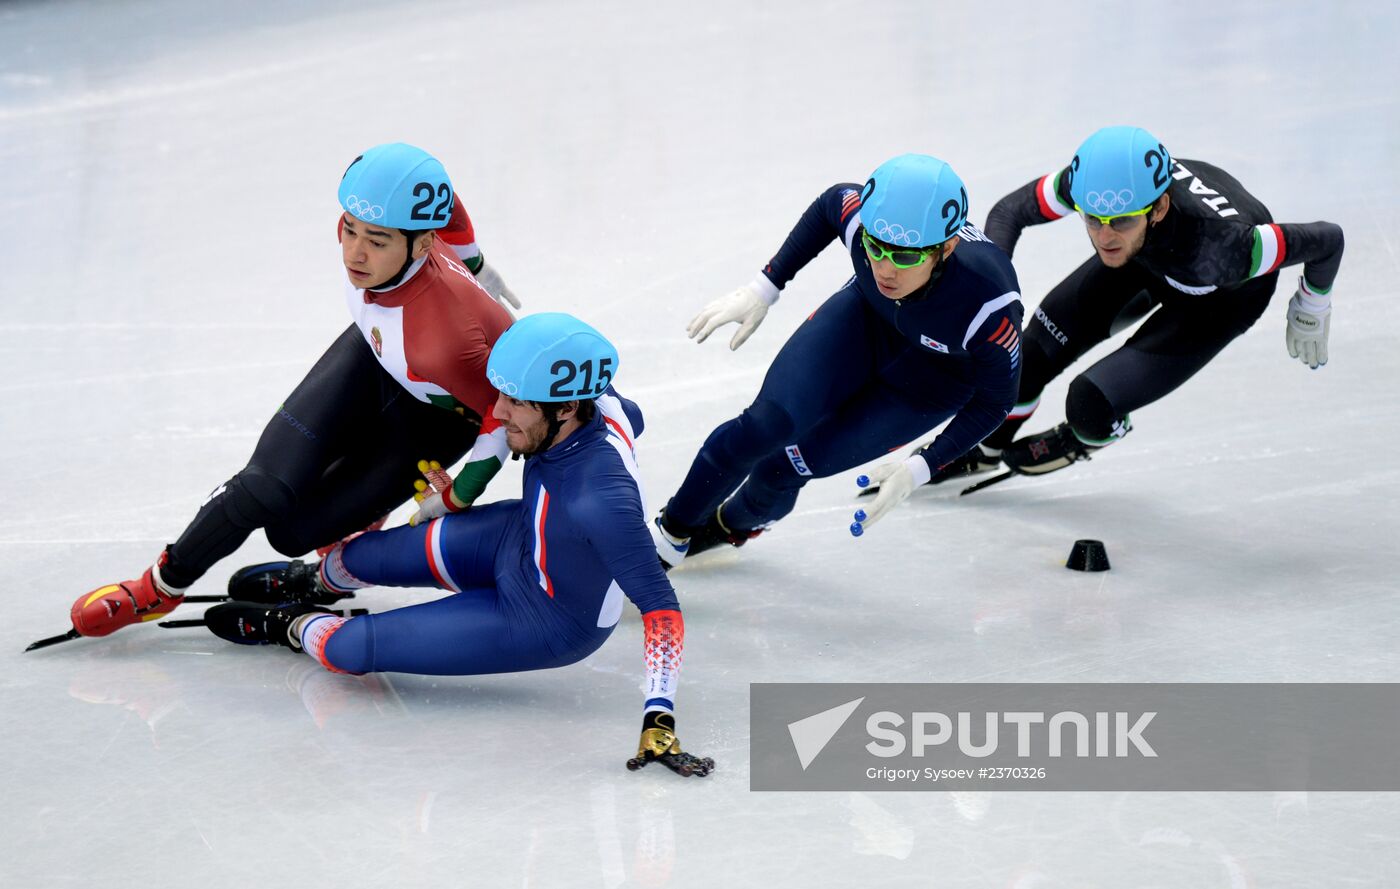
[222,466,297,529]
[732,400,797,449]
[1065,376,1120,442]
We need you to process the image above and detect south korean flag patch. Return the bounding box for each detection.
[919,334,950,354]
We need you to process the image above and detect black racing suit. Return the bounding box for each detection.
[981,157,1344,447]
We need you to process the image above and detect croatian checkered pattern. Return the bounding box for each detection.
[642,609,684,713]
[319,543,371,595]
[299,614,357,675]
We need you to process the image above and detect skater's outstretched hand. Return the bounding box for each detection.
[851,457,926,536]
[687,276,779,351]
[1285,283,1329,370]
[409,460,465,527]
[627,710,715,777]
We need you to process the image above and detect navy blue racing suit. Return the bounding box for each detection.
[665,182,1023,531]
[306,390,686,716]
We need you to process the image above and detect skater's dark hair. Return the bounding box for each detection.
[533,399,596,426]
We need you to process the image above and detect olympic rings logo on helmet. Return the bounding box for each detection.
[488,369,519,396]
[869,218,922,247]
[344,195,385,221]
[1084,189,1136,216]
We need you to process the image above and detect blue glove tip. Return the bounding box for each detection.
[856,475,870,488]
[849,522,864,537]
[854,509,867,523]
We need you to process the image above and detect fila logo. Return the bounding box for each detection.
[785,444,813,476]
[920,334,950,354]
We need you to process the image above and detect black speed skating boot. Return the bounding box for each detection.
[227,560,352,606]
[684,503,764,559]
[923,442,1003,484]
[651,504,764,571]
[203,601,334,649]
[1002,422,1113,475]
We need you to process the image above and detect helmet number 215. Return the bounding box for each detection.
[549,357,614,399]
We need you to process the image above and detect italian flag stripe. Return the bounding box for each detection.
[1300,275,1331,296]
[1249,224,1287,278]
[1036,173,1073,220]
[1007,395,1040,420]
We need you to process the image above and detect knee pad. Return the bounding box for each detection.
[1066,376,1126,443]
[223,466,297,529]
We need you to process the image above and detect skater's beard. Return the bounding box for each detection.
[495,397,592,458]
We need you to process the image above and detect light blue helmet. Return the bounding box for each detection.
[488,313,619,403]
[1068,126,1172,218]
[859,154,969,248]
[338,143,453,230]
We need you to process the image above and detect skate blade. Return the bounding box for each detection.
[24,629,80,652]
[960,471,1014,496]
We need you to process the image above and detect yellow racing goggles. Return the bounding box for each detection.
[1074,203,1153,232]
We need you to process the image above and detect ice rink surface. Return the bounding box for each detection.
[3,0,1398,885]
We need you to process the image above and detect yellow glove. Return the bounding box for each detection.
[626,711,714,777]
[408,460,463,527]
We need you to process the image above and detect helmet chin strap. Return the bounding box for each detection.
[536,415,568,457]
[372,231,425,291]
[1141,205,1168,249]
[897,245,951,304]
[522,404,573,458]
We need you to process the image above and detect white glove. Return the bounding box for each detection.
[687,275,780,351]
[473,258,522,310]
[408,460,463,527]
[850,456,931,535]
[1285,284,1330,370]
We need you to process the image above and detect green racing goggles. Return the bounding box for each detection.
[860,228,944,269]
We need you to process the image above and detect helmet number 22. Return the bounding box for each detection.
[549,357,614,398]
[1143,144,1169,190]
[410,182,453,222]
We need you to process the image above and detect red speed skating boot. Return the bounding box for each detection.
[70,560,185,637]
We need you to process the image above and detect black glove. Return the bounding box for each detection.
[626,711,715,777]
